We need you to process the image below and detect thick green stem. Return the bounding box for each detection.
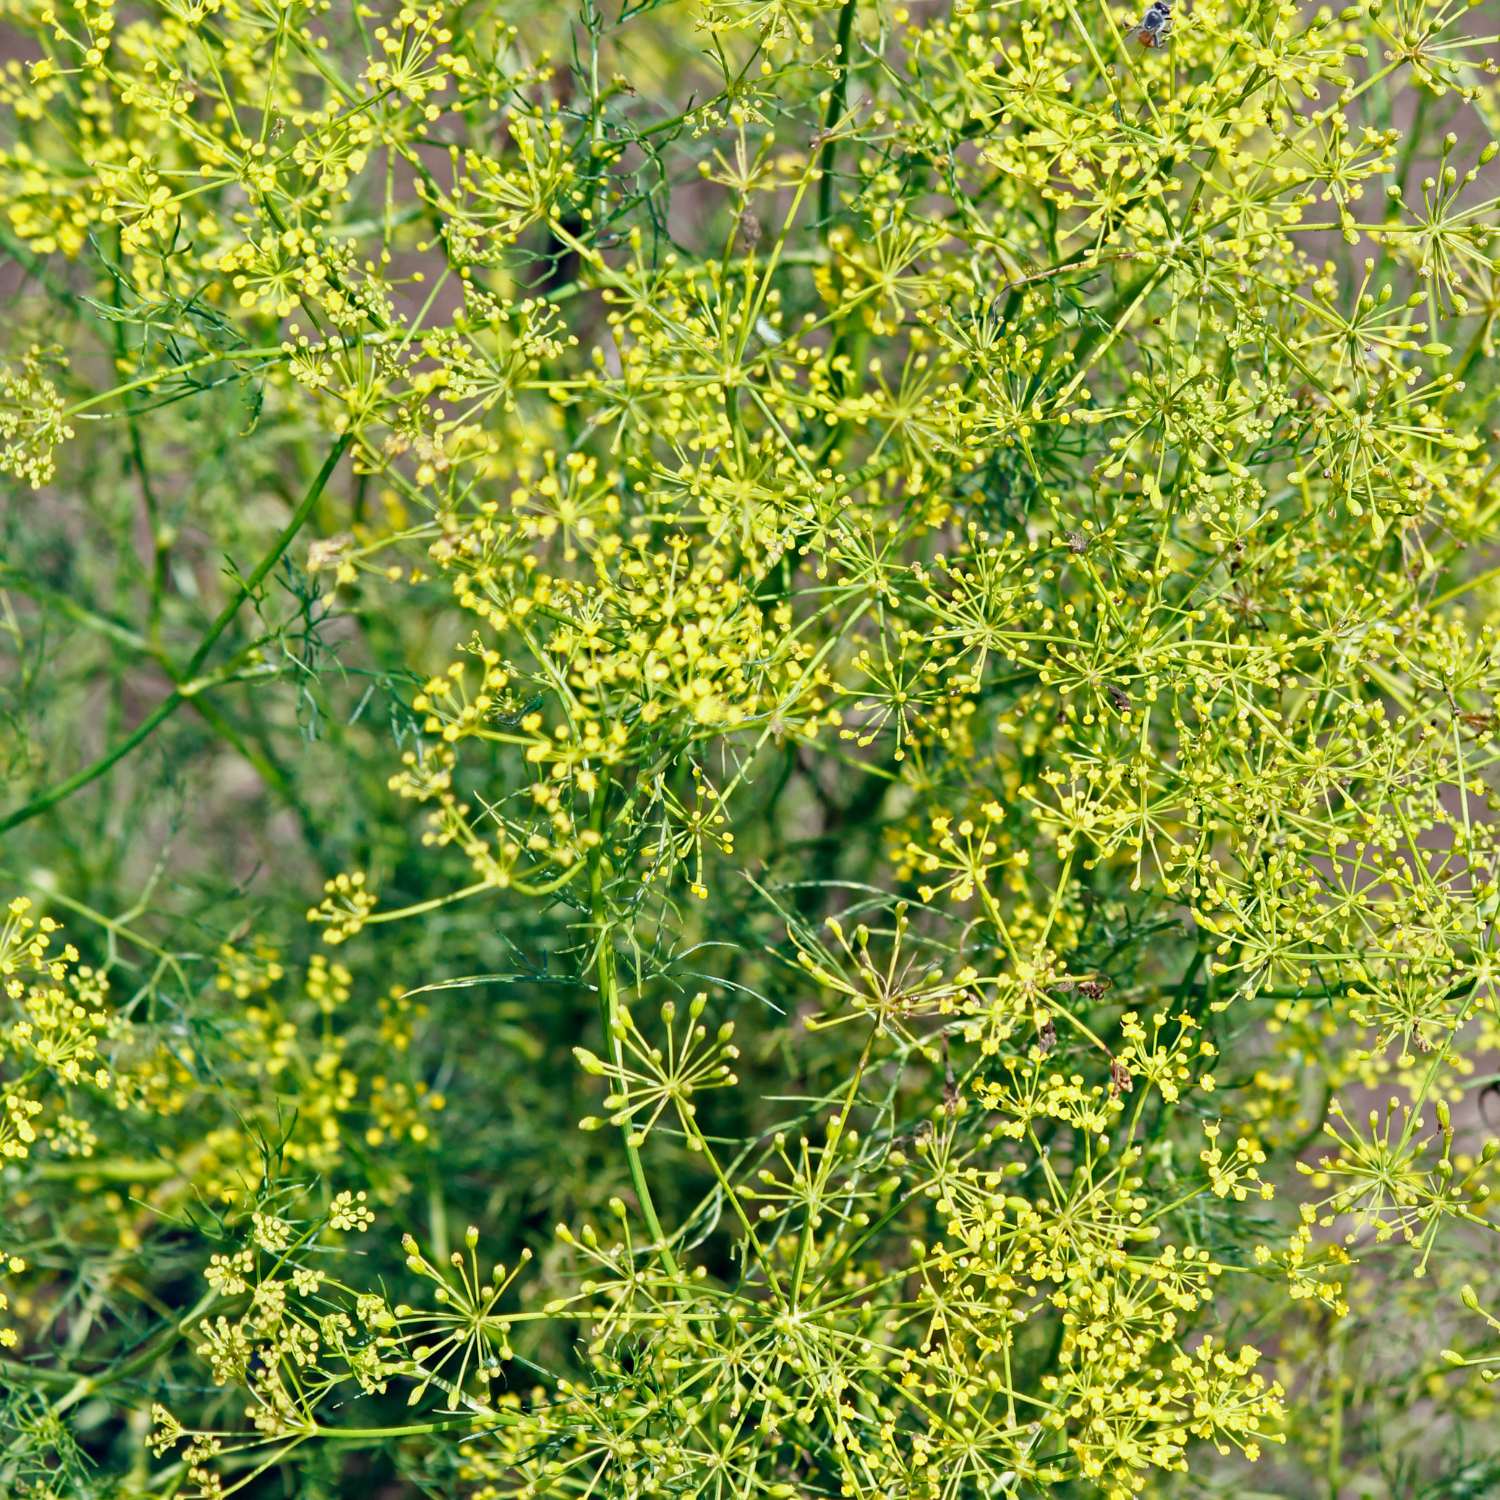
[816,0,858,232]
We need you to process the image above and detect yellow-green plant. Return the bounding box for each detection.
[2,0,1500,1494]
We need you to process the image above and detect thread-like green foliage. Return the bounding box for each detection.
[2,0,1500,1495]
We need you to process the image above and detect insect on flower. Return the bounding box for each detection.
[1130,0,1172,47]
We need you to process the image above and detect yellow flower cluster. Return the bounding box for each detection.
[0,0,1498,1493]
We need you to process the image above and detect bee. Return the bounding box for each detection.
[1131,0,1172,48]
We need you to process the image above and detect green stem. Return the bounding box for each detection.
[62,343,368,419]
[313,1413,519,1440]
[816,0,858,232]
[107,230,170,643]
[588,781,680,1279]
[51,1289,219,1417]
[0,433,351,835]
[0,565,327,860]
[0,1358,74,1390]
